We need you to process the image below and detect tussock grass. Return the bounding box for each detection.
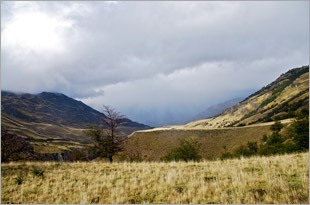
[127,125,274,160]
[1,152,309,204]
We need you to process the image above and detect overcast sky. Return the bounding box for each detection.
[1,1,309,126]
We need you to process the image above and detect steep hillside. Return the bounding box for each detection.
[1,91,151,156]
[125,66,308,161]
[191,98,243,121]
[185,65,309,128]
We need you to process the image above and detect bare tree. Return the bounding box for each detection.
[86,105,126,162]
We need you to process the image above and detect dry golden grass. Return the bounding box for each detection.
[1,113,90,153]
[127,124,276,160]
[1,152,309,204]
[2,113,148,155]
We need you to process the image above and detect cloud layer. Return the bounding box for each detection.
[1,1,309,126]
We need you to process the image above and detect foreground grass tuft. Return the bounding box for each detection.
[1,152,309,204]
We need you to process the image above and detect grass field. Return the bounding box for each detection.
[1,152,309,204]
[125,123,281,161]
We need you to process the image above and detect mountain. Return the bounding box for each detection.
[191,98,243,121]
[124,65,309,160]
[1,91,150,129]
[185,65,309,128]
[1,91,151,157]
[2,91,106,128]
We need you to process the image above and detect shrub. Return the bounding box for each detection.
[220,145,234,160]
[262,134,268,142]
[288,109,309,151]
[267,132,284,145]
[247,141,258,153]
[32,167,44,178]
[220,151,234,160]
[257,144,273,156]
[270,121,284,132]
[162,138,202,162]
[234,145,252,157]
[221,108,309,159]
[15,176,23,185]
[227,141,259,158]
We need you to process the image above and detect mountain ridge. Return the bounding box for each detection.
[184,65,309,128]
[190,98,243,122]
[1,91,150,130]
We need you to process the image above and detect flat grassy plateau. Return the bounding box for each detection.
[1,152,309,204]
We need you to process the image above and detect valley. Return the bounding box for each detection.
[123,66,309,161]
[1,2,309,204]
[1,66,309,162]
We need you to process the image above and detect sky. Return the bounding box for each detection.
[1,1,309,127]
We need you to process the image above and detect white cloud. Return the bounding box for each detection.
[1,1,309,126]
[2,5,74,54]
[79,53,307,126]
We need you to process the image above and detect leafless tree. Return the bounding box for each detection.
[86,105,126,162]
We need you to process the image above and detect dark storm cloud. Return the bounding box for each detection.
[1,1,308,126]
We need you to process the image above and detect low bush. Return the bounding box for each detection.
[32,167,44,178]
[162,138,202,162]
[221,112,309,159]
[15,176,23,185]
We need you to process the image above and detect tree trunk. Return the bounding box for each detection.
[109,156,113,163]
